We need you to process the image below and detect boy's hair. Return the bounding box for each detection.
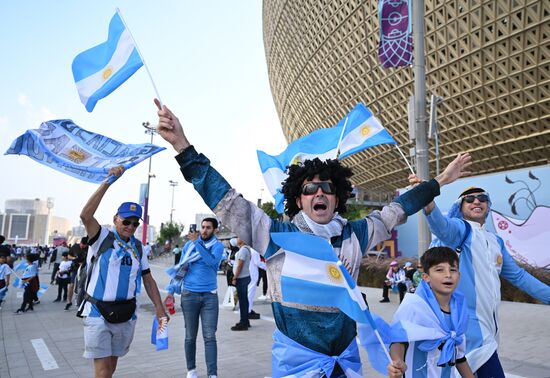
[26,253,39,263]
[420,246,459,272]
[62,251,69,257]
[202,217,219,229]
[281,158,353,218]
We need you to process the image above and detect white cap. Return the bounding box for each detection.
[229,238,238,247]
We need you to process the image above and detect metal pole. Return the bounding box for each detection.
[413,0,431,256]
[169,180,178,223]
[142,122,157,245]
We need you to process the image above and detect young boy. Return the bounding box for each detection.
[15,254,39,313]
[387,247,475,378]
[0,251,12,309]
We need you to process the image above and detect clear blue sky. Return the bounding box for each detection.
[0,1,287,232]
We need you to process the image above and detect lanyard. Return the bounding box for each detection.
[113,230,140,262]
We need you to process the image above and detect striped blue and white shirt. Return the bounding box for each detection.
[82,226,149,318]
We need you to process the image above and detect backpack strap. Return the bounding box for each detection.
[455,220,472,254]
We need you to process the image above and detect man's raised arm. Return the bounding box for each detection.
[80,166,124,239]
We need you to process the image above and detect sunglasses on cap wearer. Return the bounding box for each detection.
[120,218,140,227]
[462,193,489,203]
[301,182,336,195]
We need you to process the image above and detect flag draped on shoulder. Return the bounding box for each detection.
[271,232,376,326]
[72,12,143,112]
[337,103,396,158]
[378,0,413,68]
[257,127,342,213]
[5,119,165,183]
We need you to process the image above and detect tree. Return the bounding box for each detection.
[344,203,371,221]
[158,222,185,248]
[261,201,282,220]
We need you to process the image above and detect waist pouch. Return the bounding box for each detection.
[85,294,136,323]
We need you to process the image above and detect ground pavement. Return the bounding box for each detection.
[1,254,549,377]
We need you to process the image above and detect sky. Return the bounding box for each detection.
[0,1,287,233]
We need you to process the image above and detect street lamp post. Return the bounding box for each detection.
[168,180,178,223]
[142,121,158,245]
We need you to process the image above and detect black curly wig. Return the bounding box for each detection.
[281,158,353,218]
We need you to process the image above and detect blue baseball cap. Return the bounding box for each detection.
[116,202,143,219]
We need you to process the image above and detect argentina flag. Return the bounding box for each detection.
[72,12,143,112]
[5,119,165,183]
[257,127,342,213]
[271,232,377,326]
[151,316,169,351]
[338,103,396,159]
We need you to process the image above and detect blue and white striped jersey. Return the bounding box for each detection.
[82,226,149,318]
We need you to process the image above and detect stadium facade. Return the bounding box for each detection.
[262,1,549,196]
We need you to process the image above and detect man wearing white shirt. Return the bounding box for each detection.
[247,247,262,319]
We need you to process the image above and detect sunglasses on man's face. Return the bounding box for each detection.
[462,193,489,203]
[121,218,140,227]
[301,182,336,196]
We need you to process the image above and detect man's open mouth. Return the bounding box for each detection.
[313,203,327,211]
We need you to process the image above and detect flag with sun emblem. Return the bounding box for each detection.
[5,119,165,183]
[271,232,377,326]
[72,12,143,112]
[337,103,396,159]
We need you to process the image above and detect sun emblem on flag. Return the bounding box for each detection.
[102,67,113,81]
[63,146,90,163]
[326,263,343,283]
[360,126,371,137]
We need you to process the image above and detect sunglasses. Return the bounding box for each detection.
[121,218,140,227]
[462,193,489,203]
[301,182,336,195]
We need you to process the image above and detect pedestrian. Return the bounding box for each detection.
[54,251,71,303]
[165,217,224,378]
[155,100,471,376]
[247,245,262,319]
[387,247,475,377]
[65,237,87,311]
[256,255,268,300]
[172,244,181,266]
[15,253,39,314]
[380,260,408,303]
[415,178,550,377]
[231,238,251,330]
[0,248,12,309]
[78,166,167,378]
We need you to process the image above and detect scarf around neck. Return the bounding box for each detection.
[292,211,347,240]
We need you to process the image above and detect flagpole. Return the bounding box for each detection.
[335,116,349,159]
[116,8,163,107]
[394,144,416,175]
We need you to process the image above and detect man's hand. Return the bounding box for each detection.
[155,99,190,153]
[104,165,125,184]
[435,152,472,187]
[387,359,407,378]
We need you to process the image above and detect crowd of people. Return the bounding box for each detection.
[1,99,548,378]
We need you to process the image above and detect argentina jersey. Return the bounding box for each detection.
[82,226,149,318]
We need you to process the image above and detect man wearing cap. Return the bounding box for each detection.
[80,166,167,378]
[420,182,550,377]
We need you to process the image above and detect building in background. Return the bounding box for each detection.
[0,198,71,246]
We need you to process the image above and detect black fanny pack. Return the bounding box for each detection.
[84,294,136,323]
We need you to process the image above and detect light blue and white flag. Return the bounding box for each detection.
[151,316,169,351]
[37,283,49,298]
[14,261,28,272]
[72,12,143,112]
[12,276,25,289]
[337,103,396,159]
[5,119,165,183]
[257,127,342,213]
[271,232,377,327]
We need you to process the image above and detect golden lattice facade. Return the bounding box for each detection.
[263,1,550,195]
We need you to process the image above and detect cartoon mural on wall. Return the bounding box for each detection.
[395,164,550,267]
[491,170,549,268]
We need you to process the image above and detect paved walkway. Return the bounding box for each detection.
[1,254,549,377]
